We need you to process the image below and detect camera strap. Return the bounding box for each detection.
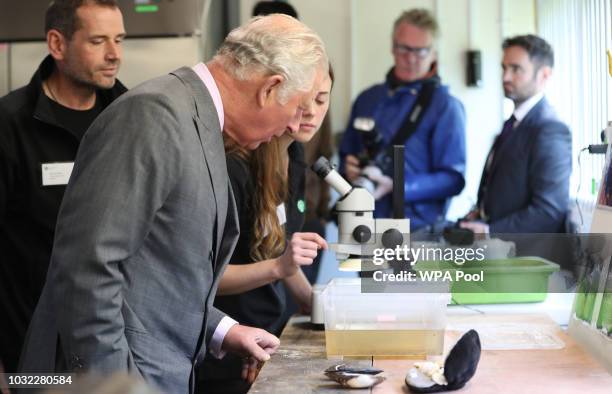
[389,78,439,147]
[385,78,439,229]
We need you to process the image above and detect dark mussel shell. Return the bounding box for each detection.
[406,330,481,393]
[444,329,481,389]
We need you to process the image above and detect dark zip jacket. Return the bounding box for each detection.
[0,55,127,372]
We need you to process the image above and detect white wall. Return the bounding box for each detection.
[504,0,536,37]
[440,0,505,217]
[501,0,536,118]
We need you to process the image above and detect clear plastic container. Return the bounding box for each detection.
[322,278,450,356]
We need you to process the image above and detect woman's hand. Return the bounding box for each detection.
[275,232,328,278]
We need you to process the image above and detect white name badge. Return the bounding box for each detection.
[276,203,287,226]
[41,162,74,186]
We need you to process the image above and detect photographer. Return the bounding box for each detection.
[339,8,466,231]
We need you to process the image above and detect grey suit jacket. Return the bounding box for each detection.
[478,98,572,233]
[19,67,240,394]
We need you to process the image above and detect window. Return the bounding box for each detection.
[537,0,612,229]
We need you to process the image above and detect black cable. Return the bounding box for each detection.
[575,147,589,227]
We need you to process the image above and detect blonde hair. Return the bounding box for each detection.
[215,14,328,104]
[224,136,287,261]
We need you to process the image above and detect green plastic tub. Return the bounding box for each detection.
[414,257,560,304]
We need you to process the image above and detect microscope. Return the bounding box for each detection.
[311,146,410,271]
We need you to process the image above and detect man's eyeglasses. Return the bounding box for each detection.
[392,42,432,58]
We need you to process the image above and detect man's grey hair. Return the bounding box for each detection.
[393,8,440,38]
[215,14,328,104]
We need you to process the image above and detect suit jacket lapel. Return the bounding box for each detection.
[488,98,547,179]
[193,117,228,266]
[170,67,228,268]
[214,183,240,276]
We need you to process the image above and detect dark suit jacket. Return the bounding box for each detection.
[19,67,239,394]
[478,98,572,233]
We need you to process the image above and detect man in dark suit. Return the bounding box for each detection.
[19,14,328,393]
[461,34,571,234]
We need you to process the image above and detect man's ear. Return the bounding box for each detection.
[47,29,67,61]
[256,75,284,108]
[538,65,552,84]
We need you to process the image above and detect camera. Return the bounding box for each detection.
[352,117,394,195]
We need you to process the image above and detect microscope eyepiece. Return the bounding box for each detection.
[312,157,333,179]
[311,157,352,197]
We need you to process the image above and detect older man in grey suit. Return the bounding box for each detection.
[19,14,328,393]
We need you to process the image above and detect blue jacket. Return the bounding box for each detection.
[339,76,466,230]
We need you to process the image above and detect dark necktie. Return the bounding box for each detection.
[477,115,517,218]
[492,114,517,155]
